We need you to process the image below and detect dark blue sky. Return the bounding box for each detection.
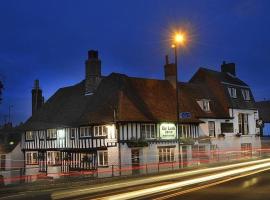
[0,0,270,125]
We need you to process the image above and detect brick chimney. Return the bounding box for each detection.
[164,55,177,88]
[221,61,236,76]
[85,50,102,94]
[32,79,43,115]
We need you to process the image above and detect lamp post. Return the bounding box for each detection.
[172,32,185,168]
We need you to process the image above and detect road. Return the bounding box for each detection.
[1,159,270,200]
[150,170,270,200]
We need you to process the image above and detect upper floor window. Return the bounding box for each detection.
[208,121,215,137]
[98,151,108,166]
[141,124,156,139]
[47,129,57,139]
[242,89,250,100]
[25,131,34,140]
[94,126,108,137]
[197,99,210,112]
[80,126,92,138]
[26,152,38,165]
[70,128,76,139]
[39,131,45,140]
[228,87,237,98]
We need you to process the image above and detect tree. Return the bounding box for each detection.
[0,80,3,104]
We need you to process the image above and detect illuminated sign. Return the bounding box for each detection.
[160,123,176,140]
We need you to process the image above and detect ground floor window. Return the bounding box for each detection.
[208,121,215,137]
[98,151,108,166]
[159,147,175,163]
[47,151,61,166]
[26,152,38,165]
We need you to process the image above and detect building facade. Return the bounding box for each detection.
[21,51,261,178]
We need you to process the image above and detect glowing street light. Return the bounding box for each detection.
[174,33,185,44]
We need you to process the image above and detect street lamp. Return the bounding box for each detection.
[171,32,185,168]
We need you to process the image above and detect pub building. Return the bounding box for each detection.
[21,50,261,179]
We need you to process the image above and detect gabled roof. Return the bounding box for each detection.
[190,67,257,111]
[23,66,257,130]
[256,101,270,122]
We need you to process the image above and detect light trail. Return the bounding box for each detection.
[104,162,270,200]
[51,158,270,199]
[153,167,270,200]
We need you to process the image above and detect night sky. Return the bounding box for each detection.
[0,0,270,125]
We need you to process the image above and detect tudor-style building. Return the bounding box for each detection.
[21,50,261,178]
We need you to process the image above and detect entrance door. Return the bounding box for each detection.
[131,149,140,175]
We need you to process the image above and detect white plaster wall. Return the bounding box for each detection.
[230,109,260,135]
[47,166,61,178]
[120,142,179,175]
[25,165,39,182]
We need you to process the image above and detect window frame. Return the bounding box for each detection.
[208,121,216,137]
[80,126,92,138]
[93,126,108,137]
[25,131,34,141]
[26,151,38,165]
[98,151,108,167]
[228,87,237,98]
[241,89,251,101]
[47,151,61,166]
[46,129,57,140]
[70,128,76,139]
[141,124,156,139]
[158,147,175,163]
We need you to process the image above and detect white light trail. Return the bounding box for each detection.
[105,162,270,200]
[51,158,270,200]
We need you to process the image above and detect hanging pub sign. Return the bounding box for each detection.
[160,123,177,140]
[256,119,264,128]
[180,112,191,119]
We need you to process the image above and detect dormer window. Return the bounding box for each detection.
[197,99,211,112]
[241,89,250,101]
[228,87,237,98]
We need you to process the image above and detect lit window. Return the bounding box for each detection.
[26,152,38,165]
[208,121,215,137]
[141,124,156,139]
[80,127,91,137]
[57,129,65,139]
[228,87,237,98]
[98,151,108,166]
[94,126,108,137]
[47,129,57,139]
[26,131,34,140]
[70,128,76,139]
[159,147,174,163]
[241,89,250,100]
[47,151,60,165]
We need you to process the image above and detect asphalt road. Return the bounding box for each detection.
[141,169,270,200]
[1,159,270,200]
